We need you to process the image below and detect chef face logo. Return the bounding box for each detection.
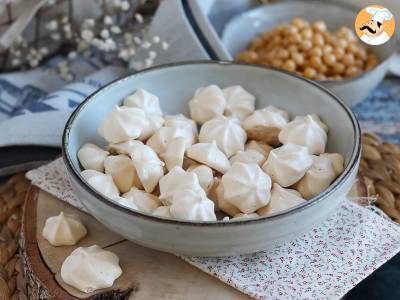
[355,5,395,45]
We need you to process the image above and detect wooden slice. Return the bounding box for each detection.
[21,185,251,299]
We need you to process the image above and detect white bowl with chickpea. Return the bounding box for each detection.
[222,1,396,106]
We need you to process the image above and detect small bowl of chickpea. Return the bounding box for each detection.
[222,1,396,106]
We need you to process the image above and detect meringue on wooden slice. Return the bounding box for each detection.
[186,141,230,174]
[81,170,119,199]
[222,85,255,120]
[242,106,289,146]
[61,245,122,293]
[77,144,109,172]
[123,88,162,115]
[199,116,247,158]
[189,85,226,125]
[129,144,164,193]
[159,167,204,205]
[187,164,214,193]
[222,162,272,213]
[118,187,161,213]
[98,106,149,144]
[258,183,306,216]
[160,137,186,172]
[262,143,313,187]
[278,114,328,155]
[295,153,344,199]
[42,212,87,246]
[170,189,217,221]
[104,155,142,193]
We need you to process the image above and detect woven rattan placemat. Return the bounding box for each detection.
[0,133,399,298]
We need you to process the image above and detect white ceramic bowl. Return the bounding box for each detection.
[221,1,397,106]
[62,61,361,256]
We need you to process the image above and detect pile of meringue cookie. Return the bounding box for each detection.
[78,85,344,222]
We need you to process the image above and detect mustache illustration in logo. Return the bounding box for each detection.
[360,25,376,34]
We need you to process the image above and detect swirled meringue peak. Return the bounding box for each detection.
[78,143,109,172]
[187,164,214,193]
[159,166,204,205]
[129,143,164,193]
[295,153,344,199]
[170,189,217,222]
[223,85,255,120]
[119,187,161,213]
[98,106,149,144]
[245,140,273,158]
[81,170,119,199]
[160,137,186,172]
[164,114,198,145]
[222,162,272,213]
[147,126,193,155]
[189,85,226,125]
[229,149,266,167]
[152,206,172,218]
[107,140,143,155]
[123,88,162,115]
[258,183,306,216]
[199,116,247,158]
[138,113,164,141]
[278,114,328,154]
[262,143,313,187]
[104,155,142,193]
[61,245,122,293]
[242,106,289,145]
[186,141,230,174]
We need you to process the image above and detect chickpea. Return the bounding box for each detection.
[312,33,325,47]
[284,25,299,36]
[322,53,336,66]
[276,48,290,59]
[292,17,308,29]
[342,53,355,66]
[236,51,258,62]
[316,74,327,81]
[333,62,345,75]
[289,34,302,44]
[303,67,317,79]
[354,59,364,68]
[282,59,297,72]
[271,59,283,68]
[336,39,348,49]
[301,28,313,39]
[300,40,313,51]
[333,47,345,57]
[322,45,333,55]
[346,42,360,54]
[291,52,305,66]
[288,44,298,53]
[345,66,361,77]
[317,64,328,75]
[355,48,367,60]
[312,21,327,32]
[310,47,323,57]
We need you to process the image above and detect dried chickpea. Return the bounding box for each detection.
[282,59,297,72]
[309,56,322,69]
[303,67,317,79]
[236,51,258,62]
[310,47,323,57]
[333,47,345,57]
[276,48,290,59]
[336,39,348,49]
[322,45,333,55]
[271,59,283,68]
[345,66,361,77]
[354,59,364,68]
[284,25,299,36]
[316,64,328,75]
[312,21,327,32]
[291,52,304,66]
[316,74,327,81]
[322,53,336,66]
[301,28,313,39]
[288,45,298,53]
[289,34,302,44]
[300,40,313,51]
[333,62,345,75]
[342,53,355,66]
[312,33,325,47]
[292,17,309,29]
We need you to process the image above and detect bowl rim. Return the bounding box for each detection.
[221,0,398,85]
[62,60,361,227]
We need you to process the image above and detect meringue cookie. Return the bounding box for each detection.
[186,141,230,174]
[242,106,289,145]
[81,170,119,199]
[98,106,149,144]
[138,113,164,141]
[262,143,313,187]
[77,144,109,172]
[295,154,343,199]
[245,140,273,158]
[258,183,306,216]
[189,85,226,124]
[104,155,142,193]
[61,245,122,293]
[213,179,241,216]
[42,212,87,246]
[278,114,328,154]
[232,213,259,221]
[321,153,344,175]
[164,114,198,145]
[229,149,266,167]
[223,85,255,120]
[222,162,272,213]
[152,206,172,218]
[170,189,217,221]
[118,187,161,213]
[187,164,214,193]
[146,126,192,155]
[130,144,164,193]
[123,88,162,115]
[199,116,247,158]
[160,137,186,171]
[107,140,144,155]
[159,166,204,205]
